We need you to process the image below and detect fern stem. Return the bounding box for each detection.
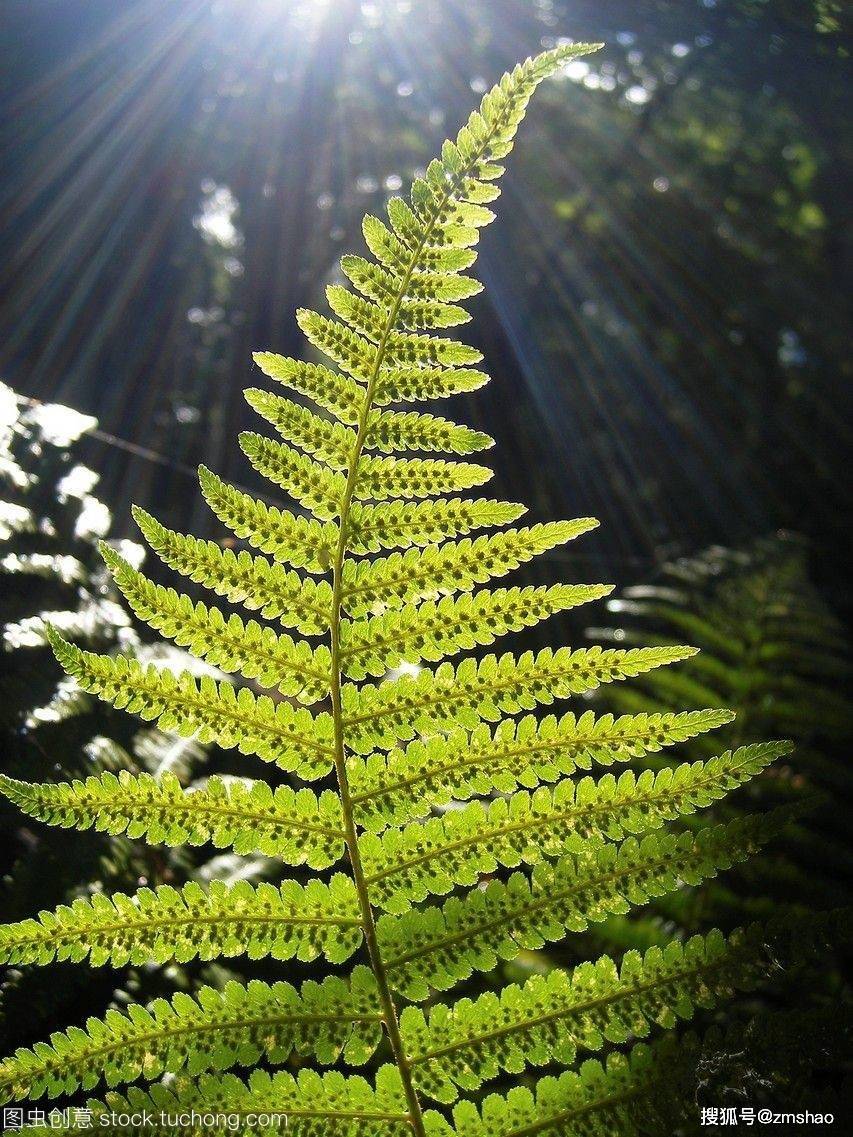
[326,210,445,1137]
[330,555,427,1134]
[327,750,425,1130]
[325,77,531,1132]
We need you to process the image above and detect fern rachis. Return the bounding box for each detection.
[0,44,804,1137]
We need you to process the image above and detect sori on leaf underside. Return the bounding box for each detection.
[0,42,815,1137]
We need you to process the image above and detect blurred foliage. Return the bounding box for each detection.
[581,533,853,1115]
[633,999,851,1135]
[588,533,853,924]
[0,386,278,1057]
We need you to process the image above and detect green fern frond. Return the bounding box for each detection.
[348,708,736,832]
[198,465,336,573]
[0,770,346,866]
[359,744,789,911]
[401,923,772,1102]
[132,505,333,631]
[347,497,526,554]
[427,1045,669,1137]
[343,645,697,754]
[384,301,474,333]
[99,544,332,701]
[378,812,788,999]
[363,408,493,456]
[245,388,357,469]
[239,432,346,520]
[592,536,853,920]
[357,214,477,279]
[296,308,380,380]
[320,293,484,366]
[60,1066,413,1136]
[339,585,613,679]
[253,350,363,424]
[339,255,483,308]
[340,521,597,615]
[0,877,362,969]
[352,453,494,501]
[45,628,335,779]
[0,968,381,1103]
[2,42,809,1137]
[373,364,489,405]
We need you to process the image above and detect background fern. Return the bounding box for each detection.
[0,48,845,1137]
[587,533,853,924]
[581,534,853,1120]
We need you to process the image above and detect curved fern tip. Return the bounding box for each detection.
[130,502,159,534]
[197,462,215,489]
[97,539,122,570]
[43,622,69,655]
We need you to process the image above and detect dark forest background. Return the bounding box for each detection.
[1,0,850,602]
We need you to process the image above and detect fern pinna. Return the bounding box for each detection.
[0,45,801,1136]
